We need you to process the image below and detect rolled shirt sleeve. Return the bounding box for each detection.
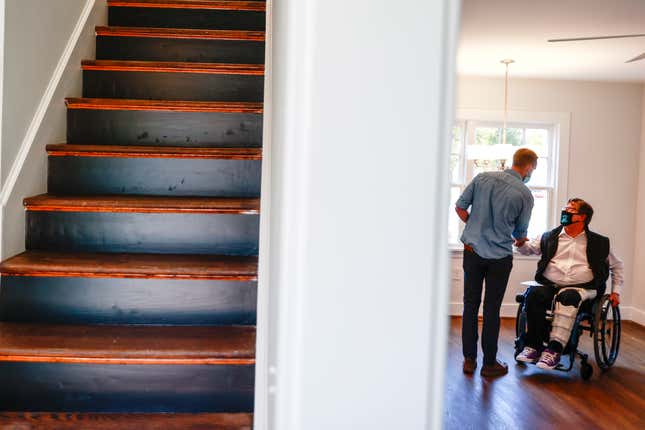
[607,248,624,295]
[512,196,534,240]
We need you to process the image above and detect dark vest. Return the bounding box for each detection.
[535,226,610,295]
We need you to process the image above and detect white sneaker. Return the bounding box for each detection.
[536,348,561,370]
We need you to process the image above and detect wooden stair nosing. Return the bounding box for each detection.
[0,251,258,281]
[108,0,266,12]
[0,413,254,430]
[0,322,255,365]
[46,144,263,160]
[81,60,265,75]
[65,98,264,113]
[96,26,265,41]
[23,194,261,215]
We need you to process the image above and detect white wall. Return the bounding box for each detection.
[266,0,460,429]
[451,76,643,318]
[0,0,106,259]
[632,86,645,325]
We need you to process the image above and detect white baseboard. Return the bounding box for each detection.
[621,306,645,326]
[449,302,518,318]
[450,302,645,324]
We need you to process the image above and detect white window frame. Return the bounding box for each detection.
[449,109,571,253]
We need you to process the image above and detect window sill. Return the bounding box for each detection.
[448,246,540,261]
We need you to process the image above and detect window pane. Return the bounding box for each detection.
[449,187,462,244]
[525,128,549,156]
[528,189,549,239]
[527,157,549,187]
[502,128,523,146]
[450,154,461,183]
[452,125,463,154]
[474,127,500,146]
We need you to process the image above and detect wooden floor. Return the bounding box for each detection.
[444,317,645,430]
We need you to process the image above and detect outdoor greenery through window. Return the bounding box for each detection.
[449,120,556,247]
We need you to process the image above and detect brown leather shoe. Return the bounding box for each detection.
[463,357,477,374]
[480,360,508,377]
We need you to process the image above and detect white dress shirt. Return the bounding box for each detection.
[517,229,624,295]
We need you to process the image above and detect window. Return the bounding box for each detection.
[449,119,557,246]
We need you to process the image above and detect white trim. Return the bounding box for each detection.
[0,0,5,259]
[622,306,645,326]
[0,0,96,211]
[253,0,273,428]
[426,2,460,429]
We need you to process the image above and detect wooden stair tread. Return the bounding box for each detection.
[108,0,266,11]
[0,322,255,364]
[0,413,253,430]
[47,144,262,159]
[23,194,260,214]
[65,98,263,113]
[96,26,265,41]
[82,60,264,75]
[0,251,258,280]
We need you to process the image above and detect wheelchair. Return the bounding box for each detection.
[514,281,621,380]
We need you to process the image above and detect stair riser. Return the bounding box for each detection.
[109,7,266,31]
[97,36,265,64]
[26,212,259,255]
[83,71,264,102]
[67,109,263,147]
[0,276,257,325]
[49,157,261,197]
[0,363,254,412]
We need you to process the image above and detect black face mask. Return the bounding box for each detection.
[560,211,582,226]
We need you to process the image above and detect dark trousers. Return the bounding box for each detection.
[462,249,513,365]
[524,285,557,349]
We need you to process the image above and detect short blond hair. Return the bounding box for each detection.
[512,148,538,168]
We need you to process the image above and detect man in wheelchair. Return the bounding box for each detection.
[514,198,623,370]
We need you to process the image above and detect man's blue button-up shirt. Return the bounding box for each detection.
[456,169,534,259]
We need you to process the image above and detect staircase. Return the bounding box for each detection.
[0,0,265,427]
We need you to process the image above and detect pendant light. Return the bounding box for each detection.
[500,59,514,147]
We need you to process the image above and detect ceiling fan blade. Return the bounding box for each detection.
[548,34,645,42]
[626,52,645,63]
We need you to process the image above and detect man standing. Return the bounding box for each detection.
[455,148,537,377]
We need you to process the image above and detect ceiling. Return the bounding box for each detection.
[458,0,645,82]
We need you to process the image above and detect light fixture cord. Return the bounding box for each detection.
[503,61,509,146]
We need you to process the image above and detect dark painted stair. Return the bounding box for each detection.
[66,98,263,147]
[0,0,266,422]
[96,26,265,63]
[108,0,267,30]
[47,145,262,196]
[82,60,265,101]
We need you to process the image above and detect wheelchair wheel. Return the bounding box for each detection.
[593,294,621,370]
[514,304,527,359]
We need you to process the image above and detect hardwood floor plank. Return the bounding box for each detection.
[46,144,263,159]
[96,26,265,41]
[23,194,260,214]
[0,412,253,430]
[81,60,264,75]
[0,323,255,365]
[0,251,258,280]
